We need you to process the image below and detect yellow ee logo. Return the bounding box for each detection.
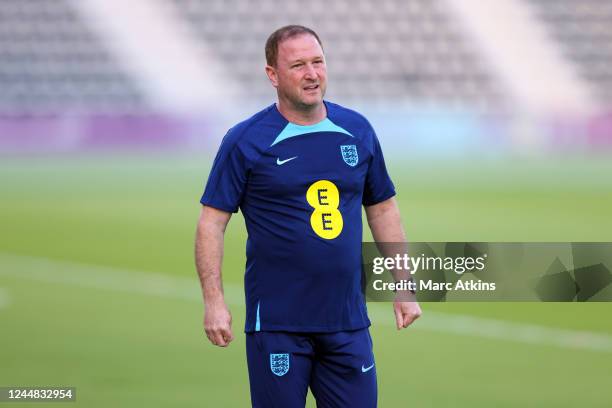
[306,180,343,239]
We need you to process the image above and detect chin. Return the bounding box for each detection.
[300,95,323,108]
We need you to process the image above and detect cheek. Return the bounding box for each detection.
[288,77,304,93]
[279,72,300,88]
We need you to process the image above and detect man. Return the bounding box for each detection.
[195,25,421,407]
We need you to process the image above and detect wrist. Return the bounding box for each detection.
[203,291,226,308]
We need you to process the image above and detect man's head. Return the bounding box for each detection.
[265,25,327,112]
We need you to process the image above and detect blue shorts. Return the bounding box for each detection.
[245,328,377,408]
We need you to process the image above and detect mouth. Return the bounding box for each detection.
[303,84,320,92]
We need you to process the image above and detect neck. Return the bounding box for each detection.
[276,99,326,125]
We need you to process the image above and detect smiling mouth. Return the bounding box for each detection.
[303,84,319,91]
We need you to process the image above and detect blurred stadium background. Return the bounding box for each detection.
[1,0,611,406]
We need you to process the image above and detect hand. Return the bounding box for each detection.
[393,300,422,330]
[204,300,234,347]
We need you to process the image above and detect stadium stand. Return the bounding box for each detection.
[169,0,507,109]
[0,0,608,153]
[0,0,146,114]
[529,0,612,106]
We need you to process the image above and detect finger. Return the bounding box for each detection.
[204,319,217,344]
[403,311,421,328]
[220,327,234,344]
[204,329,216,345]
[212,330,228,347]
[206,327,225,347]
[394,307,403,330]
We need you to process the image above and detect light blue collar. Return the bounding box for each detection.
[271,117,353,147]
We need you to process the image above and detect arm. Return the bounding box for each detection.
[195,205,234,347]
[365,197,422,330]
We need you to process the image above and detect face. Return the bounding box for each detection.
[266,34,327,111]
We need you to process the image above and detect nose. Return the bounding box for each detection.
[304,63,317,79]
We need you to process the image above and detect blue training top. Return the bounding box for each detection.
[201,101,396,333]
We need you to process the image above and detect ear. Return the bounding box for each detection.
[265,65,279,88]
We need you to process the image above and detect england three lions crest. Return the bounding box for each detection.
[340,145,358,167]
[270,353,290,376]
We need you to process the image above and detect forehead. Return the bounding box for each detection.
[277,34,323,62]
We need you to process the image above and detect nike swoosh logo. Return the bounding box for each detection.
[276,156,298,165]
[361,364,375,373]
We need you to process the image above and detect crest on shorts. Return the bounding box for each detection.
[340,145,358,167]
[270,353,290,376]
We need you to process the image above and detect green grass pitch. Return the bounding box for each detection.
[1,154,611,407]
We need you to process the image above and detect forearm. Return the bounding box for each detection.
[366,198,412,287]
[195,207,230,305]
[195,206,234,346]
[366,197,406,243]
[367,198,421,328]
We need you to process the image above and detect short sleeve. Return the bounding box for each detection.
[363,132,396,206]
[200,130,249,213]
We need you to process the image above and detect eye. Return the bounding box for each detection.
[291,63,304,69]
